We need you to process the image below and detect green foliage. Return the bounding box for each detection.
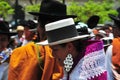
[0,0,6,1]
[25,4,40,12]
[0,1,14,19]
[67,0,118,24]
[24,0,118,24]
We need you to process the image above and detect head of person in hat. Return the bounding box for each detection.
[0,21,17,63]
[20,20,37,43]
[16,25,24,38]
[37,18,107,79]
[37,18,90,66]
[12,25,24,47]
[0,21,17,50]
[29,0,77,41]
[0,21,17,36]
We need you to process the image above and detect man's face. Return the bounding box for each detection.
[37,23,44,35]
[24,27,34,41]
[17,30,24,37]
[37,22,47,41]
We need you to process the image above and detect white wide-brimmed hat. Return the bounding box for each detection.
[37,18,90,46]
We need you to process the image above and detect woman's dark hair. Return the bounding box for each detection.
[72,39,87,52]
[38,19,48,28]
[59,38,89,52]
[113,27,120,38]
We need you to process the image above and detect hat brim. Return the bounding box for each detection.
[108,14,120,22]
[103,44,111,47]
[101,37,112,47]
[37,35,90,46]
[29,12,77,18]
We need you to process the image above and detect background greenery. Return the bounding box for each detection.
[0,0,14,19]
[0,0,119,24]
[67,0,118,24]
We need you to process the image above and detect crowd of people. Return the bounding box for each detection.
[0,0,120,80]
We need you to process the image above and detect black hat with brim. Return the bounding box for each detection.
[108,14,120,27]
[0,21,17,36]
[29,0,77,19]
[87,15,100,29]
[29,12,77,19]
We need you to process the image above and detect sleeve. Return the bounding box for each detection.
[8,47,26,80]
[105,45,114,80]
[8,43,42,80]
[41,46,63,80]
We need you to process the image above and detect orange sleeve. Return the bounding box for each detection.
[52,60,63,79]
[112,38,120,73]
[8,42,43,80]
[41,46,63,80]
[8,42,63,80]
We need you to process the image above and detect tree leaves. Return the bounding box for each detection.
[0,1,14,19]
[67,0,118,24]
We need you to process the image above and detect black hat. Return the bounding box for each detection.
[108,7,120,27]
[75,21,89,35]
[0,21,17,36]
[87,15,100,29]
[29,0,77,20]
[19,20,37,31]
[108,14,120,27]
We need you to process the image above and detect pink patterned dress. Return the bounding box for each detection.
[61,40,107,80]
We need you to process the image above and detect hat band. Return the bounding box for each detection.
[46,24,78,43]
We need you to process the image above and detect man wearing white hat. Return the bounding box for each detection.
[14,25,24,47]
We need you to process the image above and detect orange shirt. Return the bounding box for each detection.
[112,38,120,74]
[8,42,63,80]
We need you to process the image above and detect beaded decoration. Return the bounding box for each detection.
[64,54,74,72]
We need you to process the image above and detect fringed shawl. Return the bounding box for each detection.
[62,40,107,80]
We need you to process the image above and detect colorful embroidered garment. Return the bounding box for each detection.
[0,48,12,63]
[61,40,107,80]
